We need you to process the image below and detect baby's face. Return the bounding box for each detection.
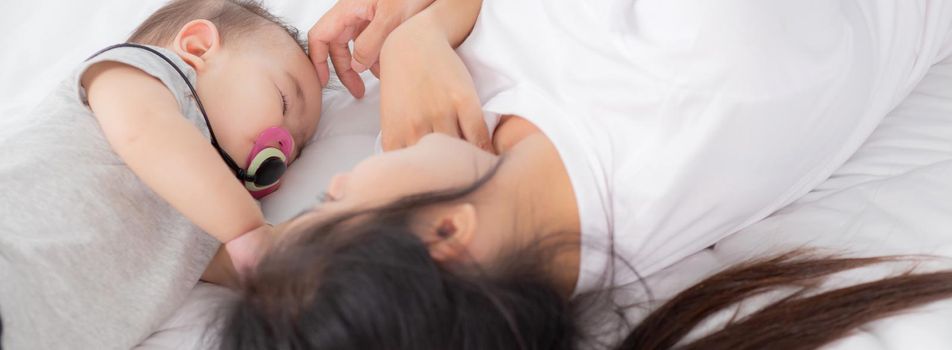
[190,26,323,167]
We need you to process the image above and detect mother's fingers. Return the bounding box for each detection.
[370,62,381,78]
[307,28,332,87]
[329,38,366,98]
[432,113,462,139]
[380,133,402,152]
[457,97,492,153]
[307,0,375,88]
[381,125,425,152]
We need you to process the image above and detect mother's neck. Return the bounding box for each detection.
[482,115,582,296]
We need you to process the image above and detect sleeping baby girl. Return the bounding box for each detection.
[0,0,322,348]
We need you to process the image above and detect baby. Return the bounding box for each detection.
[85,0,324,278]
[0,0,322,348]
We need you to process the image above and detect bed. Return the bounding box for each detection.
[3,1,952,349]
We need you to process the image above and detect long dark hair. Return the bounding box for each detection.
[219,170,952,349]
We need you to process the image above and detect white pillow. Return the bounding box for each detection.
[260,78,381,223]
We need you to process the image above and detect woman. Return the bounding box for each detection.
[219,0,952,348]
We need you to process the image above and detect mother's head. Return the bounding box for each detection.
[220,133,582,349]
[287,130,583,287]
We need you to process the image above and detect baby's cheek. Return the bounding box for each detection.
[298,104,324,142]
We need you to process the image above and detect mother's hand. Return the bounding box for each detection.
[379,20,492,153]
[308,0,435,98]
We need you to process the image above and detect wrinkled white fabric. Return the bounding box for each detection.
[457,0,952,295]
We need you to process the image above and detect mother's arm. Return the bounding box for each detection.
[377,0,492,152]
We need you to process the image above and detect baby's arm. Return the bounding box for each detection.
[82,62,268,274]
[202,247,239,288]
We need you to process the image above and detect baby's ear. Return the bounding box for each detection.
[172,19,222,72]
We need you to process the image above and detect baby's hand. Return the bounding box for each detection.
[224,225,274,279]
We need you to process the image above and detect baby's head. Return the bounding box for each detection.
[129,0,322,164]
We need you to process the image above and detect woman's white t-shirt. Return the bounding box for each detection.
[456,0,952,295]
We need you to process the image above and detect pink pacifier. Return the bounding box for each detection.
[242,127,295,199]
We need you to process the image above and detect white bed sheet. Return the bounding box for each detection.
[4,1,952,349]
[638,56,952,349]
[1,1,333,121]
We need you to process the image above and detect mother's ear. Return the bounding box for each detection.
[172,19,222,72]
[424,203,478,263]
